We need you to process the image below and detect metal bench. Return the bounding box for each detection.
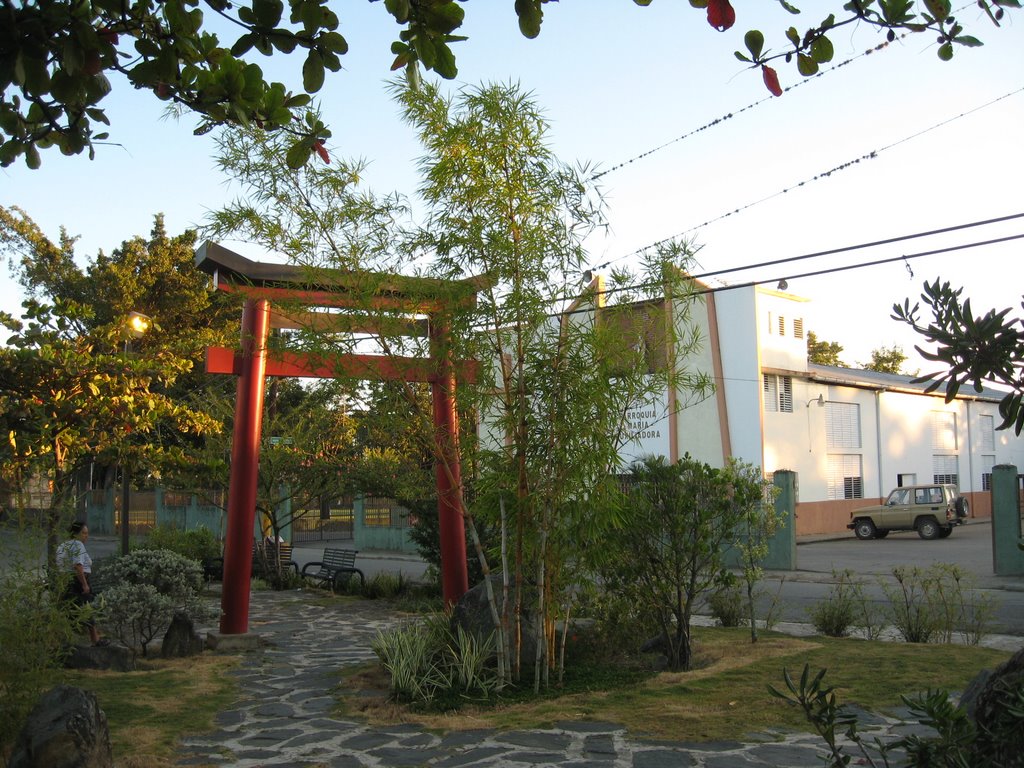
[301,548,364,591]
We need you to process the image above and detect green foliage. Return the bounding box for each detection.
[4,1,1015,167]
[707,582,745,628]
[772,663,1024,768]
[0,567,78,751]
[881,563,998,645]
[807,330,845,367]
[894,279,1024,434]
[769,663,896,767]
[862,344,910,375]
[351,571,410,600]
[371,612,500,708]
[596,455,765,671]
[807,570,869,638]
[97,548,210,656]
[142,524,222,566]
[0,210,228,558]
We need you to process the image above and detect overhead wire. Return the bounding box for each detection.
[587,86,1024,273]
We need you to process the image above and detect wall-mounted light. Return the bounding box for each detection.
[806,394,825,408]
[777,279,789,291]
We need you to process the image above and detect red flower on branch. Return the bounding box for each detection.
[706,0,736,31]
[762,65,783,97]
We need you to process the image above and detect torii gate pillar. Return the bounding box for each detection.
[431,318,468,604]
[220,298,271,634]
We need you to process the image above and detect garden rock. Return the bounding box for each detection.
[962,646,1024,760]
[452,575,537,663]
[162,611,205,658]
[65,642,134,672]
[9,685,113,768]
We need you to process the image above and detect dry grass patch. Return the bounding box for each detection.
[63,654,239,767]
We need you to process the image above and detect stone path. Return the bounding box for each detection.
[176,590,918,768]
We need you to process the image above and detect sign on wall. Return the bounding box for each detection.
[619,382,671,465]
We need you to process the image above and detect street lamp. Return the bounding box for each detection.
[806,394,825,453]
[120,312,151,555]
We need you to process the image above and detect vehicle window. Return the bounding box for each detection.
[888,489,910,505]
[914,488,929,504]
[929,488,943,503]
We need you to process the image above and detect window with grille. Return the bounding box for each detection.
[793,318,804,339]
[931,411,957,451]
[826,401,861,449]
[980,415,995,452]
[932,454,959,486]
[827,454,863,500]
[981,454,995,491]
[763,374,793,413]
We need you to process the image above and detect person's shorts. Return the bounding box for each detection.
[63,579,96,626]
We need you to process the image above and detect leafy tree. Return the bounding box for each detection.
[3,0,1017,168]
[893,279,1024,434]
[0,300,219,560]
[861,344,910,375]
[0,209,241,489]
[807,330,845,367]
[597,455,767,672]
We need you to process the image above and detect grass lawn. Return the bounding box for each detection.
[336,626,1011,742]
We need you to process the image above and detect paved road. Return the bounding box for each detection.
[771,520,1024,638]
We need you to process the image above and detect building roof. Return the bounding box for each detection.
[806,362,1009,403]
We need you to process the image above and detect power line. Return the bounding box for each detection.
[593,37,901,180]
[589,86,1024,273]
[466,230,1024,330]
[691,211,1024,283]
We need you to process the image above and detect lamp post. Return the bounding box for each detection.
[806,393,825,453]
[120,311,151,555]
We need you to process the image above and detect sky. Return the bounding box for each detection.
[2,2,1022,370]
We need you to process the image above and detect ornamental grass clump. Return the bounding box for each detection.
[371,611,499,708]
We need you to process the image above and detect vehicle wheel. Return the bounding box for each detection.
[955,496,970,518]
[874,530,890,539]
[938,527,953,539]
[917,517,941,540]
[853,519,877,540]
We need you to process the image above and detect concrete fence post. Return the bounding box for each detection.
[991,464,1024,576]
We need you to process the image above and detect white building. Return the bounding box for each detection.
[623,282,1024,535]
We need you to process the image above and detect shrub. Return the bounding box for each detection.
[356,572,409,600]
[807,570,863,638]
[881,563,998,645]
[0,568,78,751]
[97,549,211,656]
[371,611,499,707]
[708,583,745,628]
[142,524,221,565]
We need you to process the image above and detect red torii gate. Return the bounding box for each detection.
[195,242,488,634]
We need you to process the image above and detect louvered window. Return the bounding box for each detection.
[826,401,861,450]
[827,454,863,500]
[931,411,957,451]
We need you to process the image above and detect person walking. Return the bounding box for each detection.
[56,521,105,645]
